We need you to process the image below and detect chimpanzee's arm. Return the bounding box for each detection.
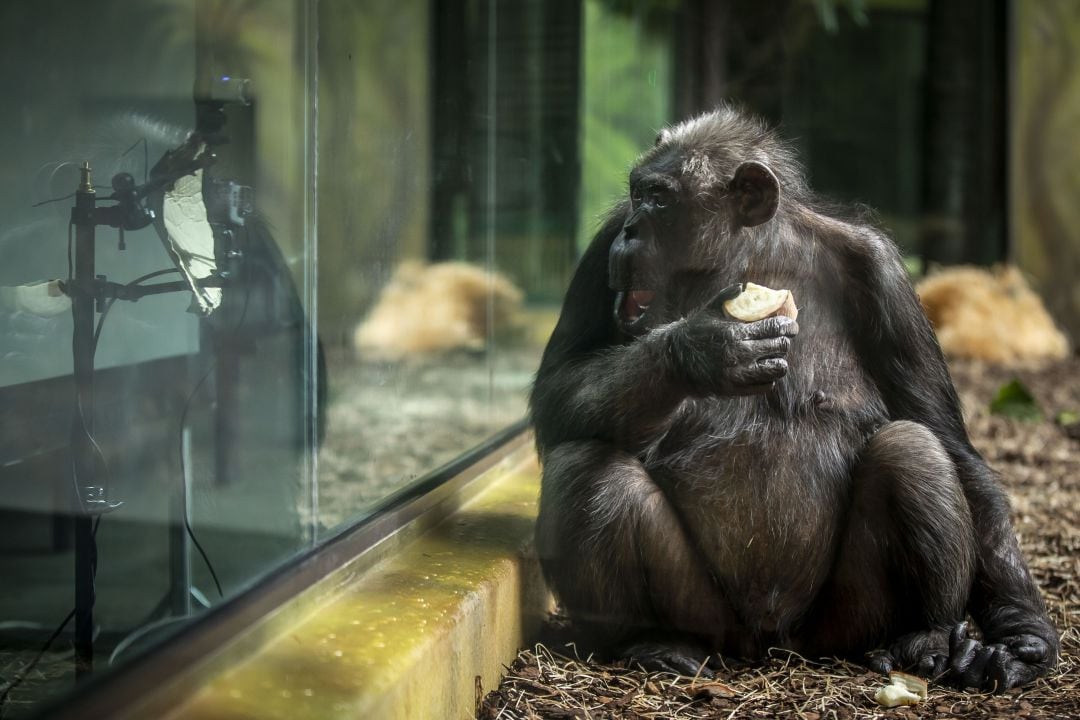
[843,229,1059,688]
[532,212,795,456]
[531,213,688,455]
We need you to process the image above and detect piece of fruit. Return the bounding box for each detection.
[874,671,928,708]
[723,282,798,322]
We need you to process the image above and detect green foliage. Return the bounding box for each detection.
[990,379,1043,422]
[578,0,673,249]
[902,255,923,280]
[1056,410,1080,426]
[815,0,869,32]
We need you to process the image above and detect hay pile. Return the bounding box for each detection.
[353,261,524,360]
[916,266,1070,365]
[479,357,1080,719]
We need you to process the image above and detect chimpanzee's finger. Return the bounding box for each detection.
[705,283,744,311]
[739,315,799,340]
[743,336,792,361]
[734,358,788,388]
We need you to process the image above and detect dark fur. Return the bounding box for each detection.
[531,106,1058,690]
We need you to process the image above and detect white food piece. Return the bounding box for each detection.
[723,282,798,322]
[874,684,922,708]
[874,671,928,708]
[0,280,70,317]
[890,671,928,698]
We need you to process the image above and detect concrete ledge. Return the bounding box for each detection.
[154,443,547,720]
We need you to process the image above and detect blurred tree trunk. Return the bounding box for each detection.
[430,0,582,303]
[920,0,1007,269]
[1013,0,1080,344]
[675,0,729,118]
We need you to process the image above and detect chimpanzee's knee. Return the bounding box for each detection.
[863,421,976,625]
[535,440,736,646]
[806,421,977,655]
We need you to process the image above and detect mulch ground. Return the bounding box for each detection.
[478,357,1080,719]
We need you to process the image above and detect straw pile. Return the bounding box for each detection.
[479,356,1080,719]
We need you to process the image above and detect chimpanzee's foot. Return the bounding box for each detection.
[869,622,1057,692]
[867,628,951,680]
[621,639,715,677]
[948,622,1057,692]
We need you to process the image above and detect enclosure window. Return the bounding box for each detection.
[0,0,1029,717]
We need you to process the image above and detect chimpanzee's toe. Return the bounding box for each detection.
[621,640,715,678]
[866,649,894,675]
[872,628,950,681]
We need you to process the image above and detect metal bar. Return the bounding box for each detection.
[62,278,225,303]
[71,162,98,678]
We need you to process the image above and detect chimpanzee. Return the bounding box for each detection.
[531,105,1059,691]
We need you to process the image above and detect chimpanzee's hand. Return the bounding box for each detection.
[670,283,799,396]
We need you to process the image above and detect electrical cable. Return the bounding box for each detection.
[71,392,113,508]
[72,269,181,512]
[106,616,188,667]
[0,517,104,718]
[0,609,75,715]
[92,268,182,351]
[66,221,73,284]
[177,363,225,599]
[32,186,111,208]
[119,137,149,184]
[175,282,251,600]
[85,262,232,599]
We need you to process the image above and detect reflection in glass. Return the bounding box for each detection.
[0,0,678,715]
[0,1,315,714]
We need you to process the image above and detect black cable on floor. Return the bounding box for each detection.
[0,608,77,717]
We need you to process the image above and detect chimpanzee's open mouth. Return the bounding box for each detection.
[614,290,656,330]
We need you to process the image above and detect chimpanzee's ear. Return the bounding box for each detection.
[730,161,780,227]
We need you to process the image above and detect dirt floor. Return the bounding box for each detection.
[478,357,1080,720]
[314,346,537,531]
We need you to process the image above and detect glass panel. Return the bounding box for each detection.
[1,0,611,712]
[312,0,438,530]
[0,1,315,714]
[3,0,1029,716]
[314,1,590,533]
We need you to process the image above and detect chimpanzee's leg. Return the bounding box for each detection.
[535,439,743,674]
[801,420,977,677]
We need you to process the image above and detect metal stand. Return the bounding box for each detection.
[70,163,100,677]
[169,428,193,617]
[63,155,231,678]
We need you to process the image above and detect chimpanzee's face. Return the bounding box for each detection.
[608,145,779,337]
